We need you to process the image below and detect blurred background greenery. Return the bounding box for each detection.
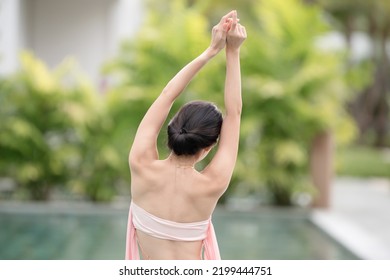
[0,0,389,205]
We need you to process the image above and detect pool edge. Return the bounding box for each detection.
[310,210,390,260]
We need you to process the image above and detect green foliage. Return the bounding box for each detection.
[238,0,357,204]
[319,0,390,147]
[0,52,121,201]
[105,0,357,205]
[1,0,360,205]
[104,0,226,160]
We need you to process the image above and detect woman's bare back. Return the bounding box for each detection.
[130,157,218,259]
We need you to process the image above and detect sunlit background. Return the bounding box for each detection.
[0,0,389,260]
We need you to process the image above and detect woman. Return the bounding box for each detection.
[126,10,246,260]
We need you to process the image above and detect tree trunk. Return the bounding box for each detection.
[373,29,390,147]
[310,131,333,208]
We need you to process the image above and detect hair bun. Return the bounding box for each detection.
[179,128,187,135]
[167,101,223,156]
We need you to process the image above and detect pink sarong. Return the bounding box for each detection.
[125,202,221,260]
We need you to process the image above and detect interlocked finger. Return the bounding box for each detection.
[241,25,247,38]
[238,24,246,37]
[220,10,236,24]
[230,11,238,31]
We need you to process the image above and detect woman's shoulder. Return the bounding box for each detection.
[130,158,164,174]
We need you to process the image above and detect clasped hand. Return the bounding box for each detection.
[209,10,247,53]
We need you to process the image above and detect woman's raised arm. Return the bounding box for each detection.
[129,11,236,168]
[203,11,247,194]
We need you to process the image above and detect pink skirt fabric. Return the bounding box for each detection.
[125,203,221,260]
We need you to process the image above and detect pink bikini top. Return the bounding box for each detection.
[125,201,221,260]
[131,202,210,241]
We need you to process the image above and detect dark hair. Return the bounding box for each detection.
[167,101,223,156]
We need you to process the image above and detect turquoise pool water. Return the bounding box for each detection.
[0,203,358,260]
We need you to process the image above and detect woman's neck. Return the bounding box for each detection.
[168,153,198,168]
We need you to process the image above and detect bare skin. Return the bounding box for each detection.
[128,10,247,259]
